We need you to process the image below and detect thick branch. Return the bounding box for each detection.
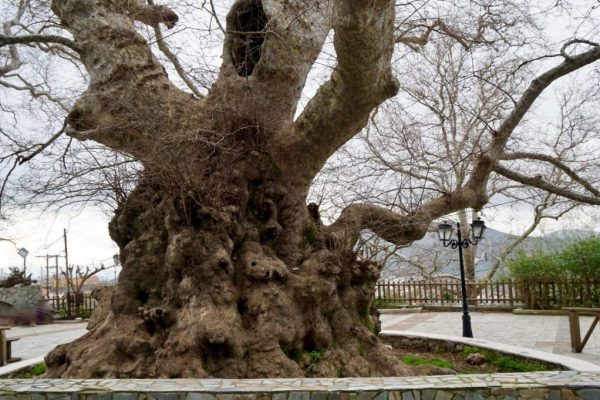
[50,0,204,158]
[287,0,399,183]
[0,33,82,53]
[501,151,600,196]
[493,164,600,205]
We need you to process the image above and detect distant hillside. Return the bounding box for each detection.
[378,227,596,281]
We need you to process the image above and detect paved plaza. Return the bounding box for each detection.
[5,321,87,361]
[0,311,598,375]
[381,311,600,366]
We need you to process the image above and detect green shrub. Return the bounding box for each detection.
[507,236,600,308]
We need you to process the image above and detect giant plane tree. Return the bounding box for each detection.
[1,0,600,378]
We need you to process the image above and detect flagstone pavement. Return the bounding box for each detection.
[381,311,600,367]
[0,311,598,376]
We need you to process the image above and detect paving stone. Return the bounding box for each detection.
[186,394,217,400]
[420,390,435,400]
[401,392,414,400]
[518,389,548,398]
[576,389,600,400]
[373,392,387,400]
[561,389,580,400]
[433,391,452,400]
[148,393,186,400]
[547,389,561,400]
[113,393,139,400]
[356,392,378,400]
[288,392,310,400]
[464,392,484,400]
[45,395,70,400]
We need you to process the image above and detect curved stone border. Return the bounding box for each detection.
[0,356,44,377]
[0,371,598,399]
[381,329,600,372]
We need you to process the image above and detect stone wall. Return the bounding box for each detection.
[0,285,41,324]
[0,371,599,399]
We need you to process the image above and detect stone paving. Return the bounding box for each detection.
[0,371,599,399]
[4,321,87,362]
[381,312,600,367]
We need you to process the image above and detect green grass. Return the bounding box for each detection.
[31,363,46,375]
[7,363,46,378]
[461,346,548,372]
[401,355,454,369]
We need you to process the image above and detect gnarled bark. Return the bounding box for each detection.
[44,0,414,378]
[35,0,600,378]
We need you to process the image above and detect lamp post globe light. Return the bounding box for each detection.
[437,218,486,338]
[17,247,29,274]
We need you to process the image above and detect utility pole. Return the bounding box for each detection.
[64,229,72,318]
[46,255,49,298]
[54,255,59,298]
[36,255,51,298]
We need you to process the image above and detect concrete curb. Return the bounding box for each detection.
[0,356,44,377]
[381,329,600,372]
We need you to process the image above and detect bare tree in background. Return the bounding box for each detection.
[313,28,600,284]
[1,0,600,379]
[62,264,110,293]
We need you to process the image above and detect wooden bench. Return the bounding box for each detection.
[562,307,600,353]
[0,326,21,365]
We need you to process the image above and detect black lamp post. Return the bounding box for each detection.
[437,218,486,338]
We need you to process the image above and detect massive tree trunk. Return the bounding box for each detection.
[44,0,409,378]
[41,0,600,379]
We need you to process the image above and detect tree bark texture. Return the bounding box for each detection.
[41,0,600,378]
[43,0,415,378]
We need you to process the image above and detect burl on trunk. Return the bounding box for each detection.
[44,0,416,378]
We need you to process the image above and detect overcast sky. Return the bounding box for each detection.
[1,0,599,278]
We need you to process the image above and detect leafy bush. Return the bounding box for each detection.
[0,267,32,288]
[508,236,600,282]
[507,236,600,308]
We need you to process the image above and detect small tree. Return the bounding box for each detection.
[0,267,32,288]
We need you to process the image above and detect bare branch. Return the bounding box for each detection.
[147,0,203,98]
[17,120,67,165]
[501,151,600,197]
[560,38,599,60]
[0,33,82,53]
[493,164,600,205]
